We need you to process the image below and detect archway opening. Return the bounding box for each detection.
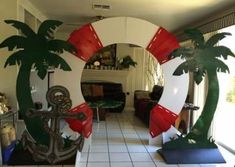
[79,43,167,146]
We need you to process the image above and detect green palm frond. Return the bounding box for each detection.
[205,32,231,47]
[173,62,188,75]
[212,58,230,73]
[38,20,63,39]
[170,47,194,59]
[46,52,72,71]
[193,67,206,85]
[0,35,28,51]
[48,39,77,54]
[2,19,72,79]
[34,63,49,79]
[4,50,25,67]
[173,59,198,75]
[5,20,35,37]
[209,46,235,60]
[172,28,234,80]
[184,28,205,48]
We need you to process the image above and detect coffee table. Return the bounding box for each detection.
[87,100,123,122]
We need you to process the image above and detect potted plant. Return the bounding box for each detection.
[118,55,137,69]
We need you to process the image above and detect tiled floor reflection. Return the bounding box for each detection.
[5,110,235,167]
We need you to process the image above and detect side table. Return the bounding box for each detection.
[0,111,17,165]
[183,103,200,133]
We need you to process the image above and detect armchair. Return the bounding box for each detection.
[134,85,163,126]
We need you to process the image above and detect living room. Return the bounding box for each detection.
[0,0,235,166]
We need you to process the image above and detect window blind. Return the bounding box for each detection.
[175,7,235,42]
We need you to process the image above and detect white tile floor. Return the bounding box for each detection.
[5,110,235,167]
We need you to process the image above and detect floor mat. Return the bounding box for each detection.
[158,148,226,164]
[7,148,76,165]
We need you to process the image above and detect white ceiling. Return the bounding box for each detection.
[29,0,235,33]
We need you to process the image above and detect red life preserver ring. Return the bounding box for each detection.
[54,17,189,138]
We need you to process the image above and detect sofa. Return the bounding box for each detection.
[134,85,193,133]
[81,81,126,113]
[134,85,163,126]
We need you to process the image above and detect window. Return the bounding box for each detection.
[213,25,235,153]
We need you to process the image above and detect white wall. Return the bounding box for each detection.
[56,31,70,40]
[18,0,47,22]
[114,44,154,110]
[0,0,48,139]
[116,44,136,109]
[0,0,18,111]
[116,43,134,59]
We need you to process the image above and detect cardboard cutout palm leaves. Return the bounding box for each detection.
[1,20,76,78]
[164,29,235,149]
[0,20,77,145]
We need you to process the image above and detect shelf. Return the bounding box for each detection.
[0,111,17,120]
[82,69,129,77]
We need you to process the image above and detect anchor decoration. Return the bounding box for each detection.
[22,85,86,164]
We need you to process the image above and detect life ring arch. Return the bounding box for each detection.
[53,17,189,138]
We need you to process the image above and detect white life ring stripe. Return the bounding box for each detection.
[92,17,159,48]
[159,58,189,113]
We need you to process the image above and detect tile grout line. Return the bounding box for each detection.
[105,117,112,167]
[116,113,135,167]
[131,114,173,167]
[89,121,110,166]
[85,144,91,167]
[134,122,181,167]
[125,113,151,166]
[133,125,159,167]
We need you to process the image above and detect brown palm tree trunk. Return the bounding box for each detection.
[187,69,219,141]
[16,62,50,145]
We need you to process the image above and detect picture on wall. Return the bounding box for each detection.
[86,44,116,67]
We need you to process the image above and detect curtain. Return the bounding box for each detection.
[144,52,163,91]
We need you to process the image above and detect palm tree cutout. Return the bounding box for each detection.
[0,20,77,146]
[164,29,235,149]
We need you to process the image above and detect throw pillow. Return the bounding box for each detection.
[92,85,104,97]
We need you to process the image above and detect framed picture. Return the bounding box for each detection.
[87,44,116,67]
